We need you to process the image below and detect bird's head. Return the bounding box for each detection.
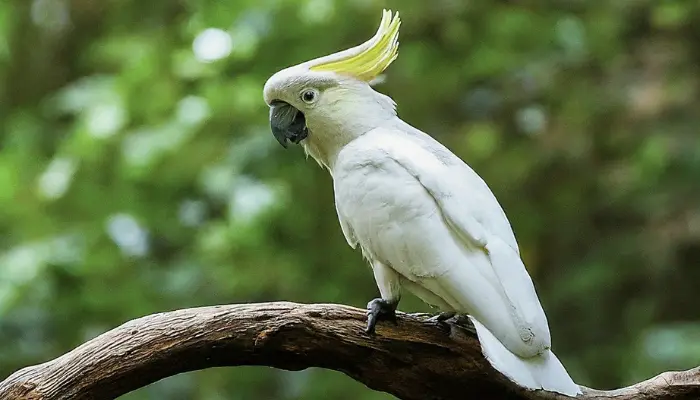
[263,10,401,166]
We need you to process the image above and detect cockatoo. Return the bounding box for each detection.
[263,9,581,397]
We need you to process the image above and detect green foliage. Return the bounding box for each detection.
[2,0,700,398]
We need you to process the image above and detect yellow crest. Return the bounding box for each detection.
[309,9,401,82]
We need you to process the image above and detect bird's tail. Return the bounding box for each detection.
[470,317,581,397]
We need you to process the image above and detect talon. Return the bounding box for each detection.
[365,298,398,335]
[427,311,456,323]
[426,312,475,333]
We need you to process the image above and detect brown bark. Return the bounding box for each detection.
[0,302,698,400]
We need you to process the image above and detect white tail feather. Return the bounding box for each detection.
[470,317,582,397]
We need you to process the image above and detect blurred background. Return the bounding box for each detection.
[1,0,700,398]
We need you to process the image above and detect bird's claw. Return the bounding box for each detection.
[365,298,398,335]
[426,311,456,324]
[427,312,475,333]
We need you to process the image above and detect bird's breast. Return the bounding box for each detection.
[333,160,452,279]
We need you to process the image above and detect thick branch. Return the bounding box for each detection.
[0,302,698,400]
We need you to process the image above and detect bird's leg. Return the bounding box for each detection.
[365,298,398,335]
[366,261,401,335]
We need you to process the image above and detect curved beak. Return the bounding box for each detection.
[269,101,308,148]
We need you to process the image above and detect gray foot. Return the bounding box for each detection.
[365,298,398,335]
[428,312,474,332]
[451,314,473,327]
[427,311,456,323]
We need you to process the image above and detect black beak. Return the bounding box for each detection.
[269,101,308,148]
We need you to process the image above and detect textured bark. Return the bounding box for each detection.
[0,302,698,400]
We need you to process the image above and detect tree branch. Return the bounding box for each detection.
[0,302,698,400]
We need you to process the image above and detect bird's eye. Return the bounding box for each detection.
[301,89,317,104]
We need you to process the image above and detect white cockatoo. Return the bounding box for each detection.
[263,10,581,397]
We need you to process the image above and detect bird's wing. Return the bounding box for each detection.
[335,201,358,249]
[360,127,550,355]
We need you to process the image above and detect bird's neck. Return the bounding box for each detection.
[302,92,397,171]
[302,117,394,172]
[301,131,348,172]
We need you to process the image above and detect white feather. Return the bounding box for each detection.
[331,124,581,396]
